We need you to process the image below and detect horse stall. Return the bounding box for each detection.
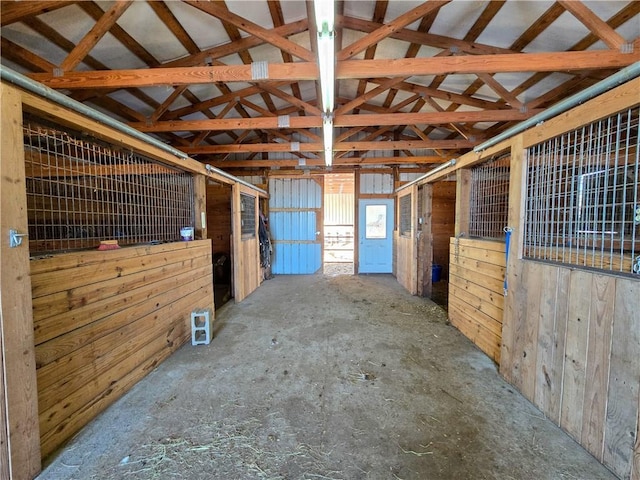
[0,80,263,475]
[395,180,456,298]
[426,77,640,479]
[206,180,266,305]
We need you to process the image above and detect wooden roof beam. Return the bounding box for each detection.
[352,0,389,116]
[29,50,638,89]
[0,1,75,26]
[163,19,308,68]
[268,0,305,115]
[181,139,473,154]
[338,14,513,56]
[559,0,630,50]
[185,0,314,62]
[338,0,450,60]
[131,109,540,132]
[336,77,409,115]
[207,155,447,168]
[148,1,200,55]
[59,1,132,72]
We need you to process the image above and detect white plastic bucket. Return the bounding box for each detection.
[180,227,194,241]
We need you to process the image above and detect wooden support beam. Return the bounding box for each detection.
[0,0,74,26]
[338,0,450,60]
[335,77,409,115]
[559,1,629,50]
[149,85,189,123]
[28,50,639,89]
[0,37,57,73]
[131,109,541,132]
[208,155,446,168]
[185,0,314,62]
[339,14,524,55]
[182,139,473,154]
[163,19,309,68]
[0,83,42,479]
[60,1,132,72]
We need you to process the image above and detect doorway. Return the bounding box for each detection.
[323,173,354,275]
[358,198,394,273]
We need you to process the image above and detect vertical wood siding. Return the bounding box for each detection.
[31,241,214,458]
[448,238,506,363]
[501,262,639,479]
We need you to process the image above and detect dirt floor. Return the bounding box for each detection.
[37,273,616,480]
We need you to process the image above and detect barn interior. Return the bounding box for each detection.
[0,1,638,479]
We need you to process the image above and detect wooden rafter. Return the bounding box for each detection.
[338,0,450,60]
[130,109,540,132]
[1,0,637,171]
[59,1,132,72]
[181,139,473,154]
[27,50,638,89]
[0,0,74,26]
[207,155,447,168]
[559,1,629,50]
[184,0,314,62]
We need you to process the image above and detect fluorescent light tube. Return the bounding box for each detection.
[323,115,333,166]
[317,33,335,113]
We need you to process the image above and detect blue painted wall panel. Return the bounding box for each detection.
[269,178,322,274]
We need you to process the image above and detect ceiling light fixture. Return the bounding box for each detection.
[323,114,333,167]
[314,0,335,166]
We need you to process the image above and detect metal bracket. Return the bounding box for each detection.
[9,229,28,248]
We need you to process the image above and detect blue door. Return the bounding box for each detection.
[269,178,322,274]
[358,199,394,273]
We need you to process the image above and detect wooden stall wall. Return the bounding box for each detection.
[206,182,232,256]
[1,83,41,479]
[395,186,417,294]
[499,80,640,479]
[448,238,505,363]
[431,182,456,279]
[31,240,214,459]
[502,262,639,479]
[232,184,261,302]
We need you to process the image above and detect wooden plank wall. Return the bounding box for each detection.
[206,182,232,257]
[395,188,417,294]
[501,262,639,479]
[30,240,214,459]
[232,185,261,302]
[448,238,506,363]
[1,83,42,479]
[432,182,456,279]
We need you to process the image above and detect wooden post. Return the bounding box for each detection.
[1,84,42,478]
[194,174,207,240]
[455,168,471,237]
[500,134,527,383]
[417,183,433,297]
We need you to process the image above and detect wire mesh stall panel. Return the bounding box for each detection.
[23,118,195,254]
[524,106,639,276]
[469,155,510,240]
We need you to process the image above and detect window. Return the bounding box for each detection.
[469,155,510,240]
[524,106,639,275]
[399,194,412,237]
[24,118,194,254]
[365,204,387,239]
[240,193,256,237]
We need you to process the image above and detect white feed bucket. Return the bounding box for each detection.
[180,226,194,241]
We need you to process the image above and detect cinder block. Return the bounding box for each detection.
[191,309,211,346]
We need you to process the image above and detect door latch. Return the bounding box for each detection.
[9,229,28,248]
